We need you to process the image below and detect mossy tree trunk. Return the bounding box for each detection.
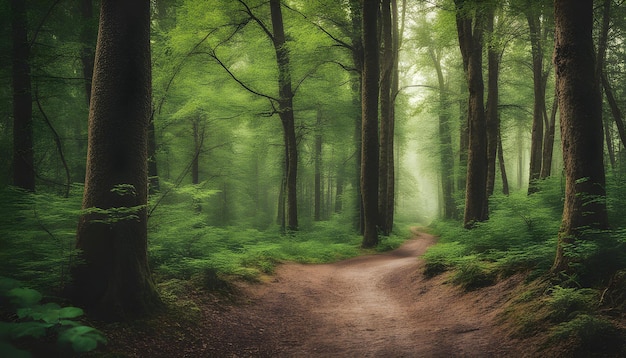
[73,0,160,320]
[552,0,610,275]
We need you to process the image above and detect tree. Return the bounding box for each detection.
[378,0,395,235]
[11,0,35,191]
[269,0,299,231]
[72,0,160,319]
[551,0,610,275]
[360,0,380,248]
[454,0,488,228]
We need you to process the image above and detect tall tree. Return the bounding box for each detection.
[525,1,550,194]
[11,0,35,191]
[455,0,488,228]
[360,0,380,248]
[378,0,394,235]
[269,0,299,231]
[551,0,609,275]
[72,0,160,319]
[484,3,501,197]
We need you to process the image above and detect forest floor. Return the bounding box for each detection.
[92,230,542,357]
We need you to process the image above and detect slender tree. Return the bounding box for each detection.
[361,0,380,248]
[552,0,609,275]
[73,0,160,319]
[11,0,35,191]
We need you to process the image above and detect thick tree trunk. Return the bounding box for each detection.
[378,0,393,235]
[552,0,609,275]
[455,0,488,228]
[11,0,35,191]
[349,0,364,233]
[270,0,298,231]
[526,8,546,194]
[73,0,160,319]
[361,0,379,248]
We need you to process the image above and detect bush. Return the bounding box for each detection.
[0,277,106,357]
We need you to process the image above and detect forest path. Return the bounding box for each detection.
[224,229,526,357]
[99,230,530,357]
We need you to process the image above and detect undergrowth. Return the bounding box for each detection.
[425,176,626,355]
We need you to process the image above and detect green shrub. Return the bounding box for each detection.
[0,277,106,357]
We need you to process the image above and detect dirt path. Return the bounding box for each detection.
[99,231,530,357]
[220,231,526,357]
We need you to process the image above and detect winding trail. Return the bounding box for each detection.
[226,230,526,357]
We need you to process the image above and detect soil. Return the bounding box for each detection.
[93,230,535,357]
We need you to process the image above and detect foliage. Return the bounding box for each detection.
[424,177,564,285]
[148,187,376,288]
[0,187,81,294]
[0,277,106,357]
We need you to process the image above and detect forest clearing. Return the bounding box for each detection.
[3,0,626,357]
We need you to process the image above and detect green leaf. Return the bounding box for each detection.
[57,306,84,319]
[7,288,42,307]
[58,326,107,353]
[7,321,50,339]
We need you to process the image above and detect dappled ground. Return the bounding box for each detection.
[89,230,543,357]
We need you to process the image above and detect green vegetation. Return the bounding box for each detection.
[425,176,626,354]
[0,277,106,357]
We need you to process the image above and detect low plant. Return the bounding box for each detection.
[0,277,106,357]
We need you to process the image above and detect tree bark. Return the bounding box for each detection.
[497,123,510,196]
[270,0,298,231]
[361,0,379,248]
[11,0,35,191]
[485,5,500,197]
[455,0,488,228]
[552,0,609,275]
[540,92,558,178]
[73,0,160,320]
[314,108,323,221]
[378,0,393,235]
[526,6,546,194]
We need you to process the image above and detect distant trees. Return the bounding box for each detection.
[551,0,609,275]
[73,0,160,319]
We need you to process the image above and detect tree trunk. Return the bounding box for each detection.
[429,48,456,219]
[349,0,364,233]
[602,74,626,151]
[552,0,609,275]
[540,92,558,178]
[73,0,160,320]
[526,6,546,194]
[497,123,510,195]
[270,0,298,231]
[378,0,393,235]
[485,6,500,197]
[11,0,35,191]
[360,0,379,248]
[314,108,322,221]
[455,0,488,228]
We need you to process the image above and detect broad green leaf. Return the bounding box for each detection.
[7,288,41,307]
[58,326,107,353]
